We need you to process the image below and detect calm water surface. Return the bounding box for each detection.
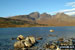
[0,26,75,50]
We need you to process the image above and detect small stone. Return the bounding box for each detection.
[49,45,55,49]
[11,37,16,40]
[36,37,43,40]
[50,30,54,32]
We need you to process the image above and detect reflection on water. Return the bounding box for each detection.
[0,26,75,50]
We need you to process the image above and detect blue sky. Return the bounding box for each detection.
[0,0,75,17]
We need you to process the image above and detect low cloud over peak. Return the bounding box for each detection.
[50,8,75,16]
[59,8,75,13]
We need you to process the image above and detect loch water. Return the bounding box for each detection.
[0,26,75,50]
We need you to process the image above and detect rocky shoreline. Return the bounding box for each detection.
[13,35,75,50]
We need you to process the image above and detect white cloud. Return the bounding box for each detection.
[50,2,75,16]
[59,8,75,15]
[50,8,75,15]
[65,2,75,7]
[59,8,75,13]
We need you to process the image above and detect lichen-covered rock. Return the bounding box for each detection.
[14,35,36,49]
[24,40,32,48]
[17,35,24,41]
[25,36,36,44]
[14,41,24,48]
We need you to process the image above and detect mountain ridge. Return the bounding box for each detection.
[0,12,75,27]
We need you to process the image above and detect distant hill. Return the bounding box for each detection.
[0,12,75,27]
[0,17,46,28]
[9,15,35,22]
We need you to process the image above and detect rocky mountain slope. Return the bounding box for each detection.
[0,12,75,27]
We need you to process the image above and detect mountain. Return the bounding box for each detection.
[29,12,40,19]
[1,12,75,27]
[52,13,71,22]
[9,12,52,24]
[49,13,75,26]
[53,13,69,19]
[36,13,52,24]
[40,13,51,20]
[53,13,75,22]
[9,15,36,23]
[37,12,75,26]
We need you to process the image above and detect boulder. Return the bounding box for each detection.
[25,36,36,44]
[21,39,32,47]
[14,41,25,48]
[50,30,54,32]
[14,35,36,49]
[17,35,24,41]
[24,40,32,48]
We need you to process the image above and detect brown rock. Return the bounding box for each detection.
[49,45,55,49]
[58,38,64,41]
[36,37,43,40]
